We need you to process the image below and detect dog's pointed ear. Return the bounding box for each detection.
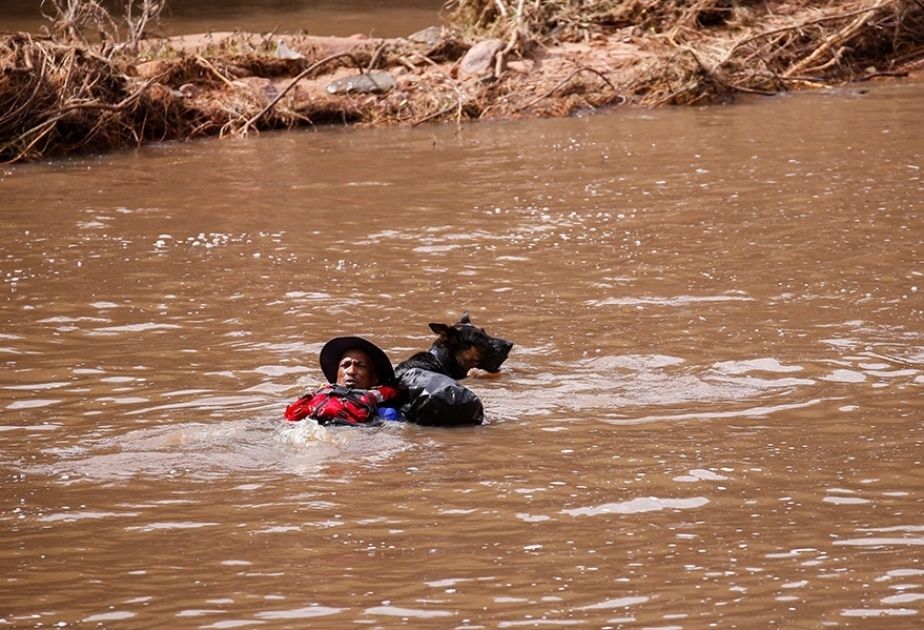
[457,311,471,325]
[429,322,454,338]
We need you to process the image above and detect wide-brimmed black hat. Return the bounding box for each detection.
[319,336,395,386]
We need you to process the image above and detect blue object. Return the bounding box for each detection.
[377,407,401,421]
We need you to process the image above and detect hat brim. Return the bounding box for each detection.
[319,336,395,386]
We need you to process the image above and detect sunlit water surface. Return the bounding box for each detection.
[1,81,922,627]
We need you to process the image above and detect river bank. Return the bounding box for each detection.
[2,0,922,163]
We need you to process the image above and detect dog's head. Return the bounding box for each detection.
[429,312,513,374]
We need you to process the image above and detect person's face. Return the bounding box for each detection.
[336,349,378,389]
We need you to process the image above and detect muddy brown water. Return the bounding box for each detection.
[0,1,445,37]
[2,80,923,627]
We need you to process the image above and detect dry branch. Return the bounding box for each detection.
[514,66,622,112]
[237,52,366,136]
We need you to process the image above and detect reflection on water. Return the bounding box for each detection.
[1,82,923,626]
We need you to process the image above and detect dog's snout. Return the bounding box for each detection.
[492,338,513,357]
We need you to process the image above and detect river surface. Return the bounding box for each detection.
[0,1,445,38]
[2,52,923,629]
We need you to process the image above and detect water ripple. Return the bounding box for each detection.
[562,496,710,517]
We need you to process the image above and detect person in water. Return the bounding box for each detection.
[284,336,401,426]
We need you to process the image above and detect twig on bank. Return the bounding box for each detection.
[407,50,466,125]
[858,69,909,79]
[237,51,363,136]
[367,41,387,71]
[784,0,886,77]
[496,0,526,77]
[514,65,620,113]
[727,82,782,96]
[195,55,235,88]
[411,101,460,126]
[727,0,898,59]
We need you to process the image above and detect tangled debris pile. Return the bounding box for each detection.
[2,0,922,162]
[449,0,924,104]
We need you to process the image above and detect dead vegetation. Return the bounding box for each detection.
[40,0,168,56]
[2,0,923,163]
[448,0,924,104]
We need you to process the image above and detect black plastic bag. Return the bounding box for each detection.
[398,367,484,426]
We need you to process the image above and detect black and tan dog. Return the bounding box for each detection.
[396,312,513,380]
[395,313,513,425]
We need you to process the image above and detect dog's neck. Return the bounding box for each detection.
[429,344,468,380]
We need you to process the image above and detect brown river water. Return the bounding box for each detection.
[1,15,923,626]
[0,1,445,38]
